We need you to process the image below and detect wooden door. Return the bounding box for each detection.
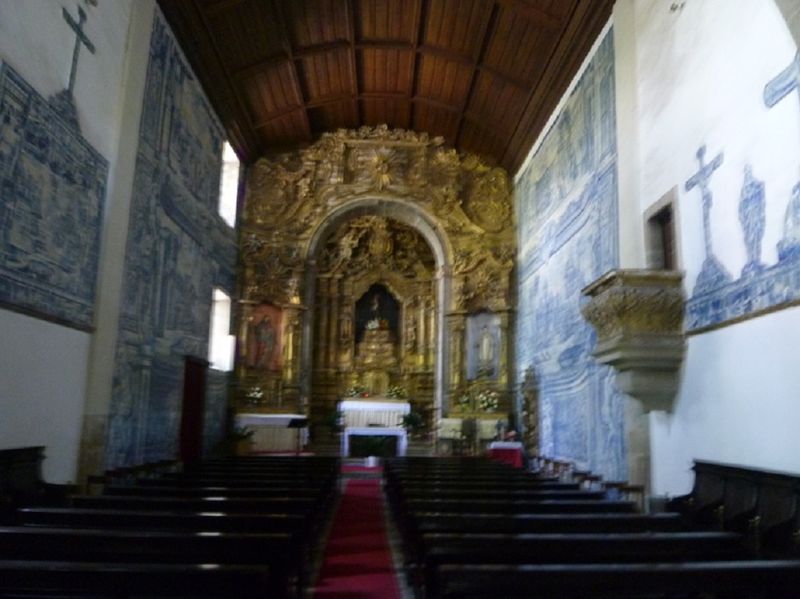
[179,356,207,464]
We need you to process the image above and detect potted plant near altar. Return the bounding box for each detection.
[220,426,254,456]
[401,410,425,438]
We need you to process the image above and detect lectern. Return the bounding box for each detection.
[288,417,308,456]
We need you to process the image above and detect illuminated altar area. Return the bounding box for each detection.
[234,127,517,448]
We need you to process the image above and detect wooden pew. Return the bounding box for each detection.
[420,530,747,596]
[103,484,326,499]
[0,526,299,597]
[404,498,637,515]
[434,560,800,599]
[18,507,308,534]
[0,560,273,598]
[411,511,686,535]
[72,494,317,513]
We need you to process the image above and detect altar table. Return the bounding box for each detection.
[234,413,309,452]
[339,399,410,428]
[342,426,408,457]
[488,441,525,468]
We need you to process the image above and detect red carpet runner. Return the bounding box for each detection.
[313,477,401,598]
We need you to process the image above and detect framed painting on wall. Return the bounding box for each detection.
[245,303,283,371]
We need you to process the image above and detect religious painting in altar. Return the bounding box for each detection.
[244,302,283,372]
[355,284,399,344]
[466,311,501,380]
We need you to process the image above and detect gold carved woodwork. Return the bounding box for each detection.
[241,126,515,314]
[239,126,516,423]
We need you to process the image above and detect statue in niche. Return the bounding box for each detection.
[466,312,500,380]
[477,324,496,377]
[355,284,398,343]
[354,284,399,372]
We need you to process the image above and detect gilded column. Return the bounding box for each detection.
[447,315,465,389]
[315,276,330,370]
[426,297,435,369]
[327,276,340,371]
[497,312,510,387]
[339,280,353,370]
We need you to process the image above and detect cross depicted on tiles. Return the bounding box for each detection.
[764,52,799,110]
[685,145,724,260]
[62,4,95,95]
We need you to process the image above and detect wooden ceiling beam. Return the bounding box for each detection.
[454,2,499,149]
[271,0,312,142]
[406,0,424,128]
[344,0,361,128]
[495,0,561,30]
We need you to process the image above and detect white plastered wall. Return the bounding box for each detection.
[0,0,153,483]
[617,0,800,495]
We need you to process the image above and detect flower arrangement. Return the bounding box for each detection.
[345,384,369,398]
[456,392,472,411]
[245,387,263,403]
[476,389,500,412]
[386,385,407,399]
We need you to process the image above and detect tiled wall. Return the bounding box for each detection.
[515,30,625,480]
[106,11,236,468]
[0,62,107,329]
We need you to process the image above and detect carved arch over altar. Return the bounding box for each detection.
[303,196,452,419]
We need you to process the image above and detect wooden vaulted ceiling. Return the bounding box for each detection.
[158,0,613,173]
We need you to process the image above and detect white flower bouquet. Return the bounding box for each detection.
[476,389,499,412]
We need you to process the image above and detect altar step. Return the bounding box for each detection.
[307,436,435,457]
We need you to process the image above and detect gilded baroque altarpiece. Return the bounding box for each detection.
[237,126,516,432]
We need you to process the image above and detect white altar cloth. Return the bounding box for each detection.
[339,399,410,428]
[488,441,524,450]
[342,426,408,457]
[235,413,308,452]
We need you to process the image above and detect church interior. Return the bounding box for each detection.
[1,0,800,596]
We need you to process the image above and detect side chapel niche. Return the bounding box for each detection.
[235,126,516,437]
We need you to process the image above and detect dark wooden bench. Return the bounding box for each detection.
[405,498,637,514]
[420,530,747,596]
[72,494,317,513]
[434,560,800,599]
[0,526,300,596]
[103,484,326,500]
[411,511,684,535]
[0,559,273,598]
[18,507,308,534]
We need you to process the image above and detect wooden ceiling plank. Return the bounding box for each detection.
[495,0,561,30]
[184,0,263,159]
[271,0,313,141]
[504,0,613,171]
[202,0,246,18]
[412,94,460,114]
